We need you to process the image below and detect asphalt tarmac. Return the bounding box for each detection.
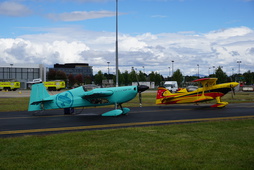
[1,103,254,137]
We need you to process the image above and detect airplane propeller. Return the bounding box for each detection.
[137,84,149,107]
[135,71,149,107]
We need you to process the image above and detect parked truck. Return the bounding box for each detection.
[43,81,65,91]
[0,82,20,91]
[28,79,65,91]
[163,81,178,93]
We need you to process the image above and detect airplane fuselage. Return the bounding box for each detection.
[40,86,139,110]
[156,82,239,105]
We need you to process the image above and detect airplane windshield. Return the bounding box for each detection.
[82,86,87,91]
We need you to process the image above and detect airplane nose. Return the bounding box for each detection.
[138,85,149,93]
[230,82,239,88]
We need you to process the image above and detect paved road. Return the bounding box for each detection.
[1,103,254,137]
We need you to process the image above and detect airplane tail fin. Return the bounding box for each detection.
[156,86,171,104]
[28,83,51,111]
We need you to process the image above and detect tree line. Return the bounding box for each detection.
[47,67,254,88]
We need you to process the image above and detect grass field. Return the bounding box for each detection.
[1,119,254,169]
[1,91,254,169]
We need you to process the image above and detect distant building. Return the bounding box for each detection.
[0,64,46,89]
[50,63,93,77]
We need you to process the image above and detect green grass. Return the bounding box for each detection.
[1,92,254,169]
[1,119,254,169]
[0,97,30,112]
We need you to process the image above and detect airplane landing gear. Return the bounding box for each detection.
[211,96,228,108]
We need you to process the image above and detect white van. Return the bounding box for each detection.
[164,81,178,93]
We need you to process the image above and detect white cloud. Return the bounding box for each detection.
[119,35,148,51]
[0,38,90,65]
[0,26,253,76]
[0,1,32,17]
[151,15,167,18]
[204,27,253,40]
[47,10,116,21]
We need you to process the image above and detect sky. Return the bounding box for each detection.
[0,0,254,77]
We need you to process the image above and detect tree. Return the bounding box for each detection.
[47,69,67,82]
[148,71,155,82]
[84,75,92,84]
[122,70,130,86]
[149,71,162,86]
[118,70,125,86]
[94,70,106,87]
[243,70,254,85]
[138,71,146,81]
[129,69,137,83]
[154,72,162,86]
[68,74,75,88]
[113,70,124,86]
[184,75,196,82]
[55,70,67,81]
[75,74,84,86]
[215,66,227,83]
[172,69,183,87]
[47,69,56,80]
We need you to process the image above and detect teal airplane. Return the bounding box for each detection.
[28,83,149,116]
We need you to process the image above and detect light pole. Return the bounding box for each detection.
[115,0,119,87]
[171,60,174,77]
[168,67,170,78]
[237,60,241,74]
[107,62,110,75]
[232,68,234,81]
[237,60,241,82]
[197,64,199,78]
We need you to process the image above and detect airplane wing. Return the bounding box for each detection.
[193,78,217,84]
[81,90,113,99]
[193,78,217,87]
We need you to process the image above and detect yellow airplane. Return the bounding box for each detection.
[156,78,239,108]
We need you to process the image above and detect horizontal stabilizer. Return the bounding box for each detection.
[31,98,53,105]
[101,109,123,116]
